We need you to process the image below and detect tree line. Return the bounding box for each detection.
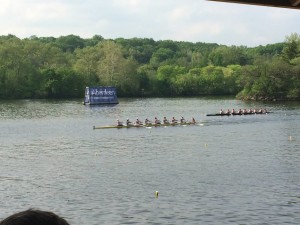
[0,33,299,100]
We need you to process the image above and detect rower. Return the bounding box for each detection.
[231,109,236,114]
[191,117,196,124]
[163,116,169,124]
[220,109,224,114]
[154,117,161,124]
[171,116,178,123]
[180,116,186,123]
[126,119,132,126]
[135,117,142,125]
[226,109,230,115]
[238,109,242,114]
[145,118,152,125]
[242,109,247,114]
[116,119,123,126]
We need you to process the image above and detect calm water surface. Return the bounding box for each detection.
[0,98,300,225]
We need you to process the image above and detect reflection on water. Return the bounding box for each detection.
[0,98,300,225]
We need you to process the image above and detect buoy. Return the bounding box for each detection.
[289,136,293,141]
[204,143,208,147]
[155,191,159,198]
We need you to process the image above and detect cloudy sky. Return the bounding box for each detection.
[1,0,299,47]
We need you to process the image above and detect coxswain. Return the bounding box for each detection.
[126,119,132,126]
[163,116,169,124]
[154,117,161,124]
[171,116,178,123]
[116,119,123,126]
[220,109,224,114]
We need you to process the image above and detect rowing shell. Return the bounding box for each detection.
[206,112,271,116]
[93,122,196,129]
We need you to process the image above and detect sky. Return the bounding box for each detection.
[1,0,300,47]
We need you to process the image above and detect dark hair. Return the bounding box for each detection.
[0,209,70,225]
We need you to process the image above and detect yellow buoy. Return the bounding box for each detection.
[155,191,159,198]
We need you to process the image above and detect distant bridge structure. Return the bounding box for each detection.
[208,0,300,9]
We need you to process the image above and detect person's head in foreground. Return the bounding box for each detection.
[0,209,70,225]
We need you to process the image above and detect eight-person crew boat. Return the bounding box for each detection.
[94,116,198,129]
[207,108,271,116]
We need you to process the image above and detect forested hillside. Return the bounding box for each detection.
[0,33,299,100]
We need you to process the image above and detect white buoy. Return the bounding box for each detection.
[289,136,293,141]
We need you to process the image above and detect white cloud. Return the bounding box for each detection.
[0,0,299,46]
[23,2,69,22]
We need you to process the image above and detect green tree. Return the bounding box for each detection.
[96,41,140,95]
[282,33,300,62]
[55,35,85,52]
[74,45,102,85]
[156,65,186,96]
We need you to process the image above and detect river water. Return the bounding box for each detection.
[0,98,299,225]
